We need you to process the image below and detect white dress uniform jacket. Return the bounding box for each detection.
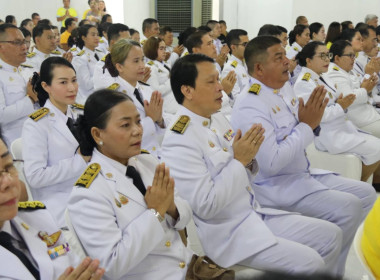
[286,42,302,85]
[72,47,100,104]
[68,149,193,280]
[22,100,87,227]
[109,77,171,158]
[26,48,61,73]
[0,204,79,280]
[294,67,380,164]
[326,63,380,128]
[221,55,249,101]
[97,36,108,55]
[146,60,179,114]
[165,45,180,67]
[0,59,35,147]
[93,52,116,90]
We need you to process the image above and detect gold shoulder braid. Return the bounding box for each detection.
[77,50,85,56]
[27,52,36,58]
[72,103,84,110]
[147,60,154,66]
[29,108,49,121]
[18,201,46,210]
[248,83,261,95]
[107,83,120,90]
[141,149,150,154]
[171,115,190,134]
[231,60,238,68]
[302,73,311,81]
[75,163,101,188]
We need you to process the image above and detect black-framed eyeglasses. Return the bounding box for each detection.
[233,42,248,47]
[315,52,333,60]
[341,53,356,59]
[0,40,28,46]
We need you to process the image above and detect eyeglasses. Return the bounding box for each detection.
[315,52,333,60]
[0,40,28,46]
[233,42,248,47]
[341,53,356,59]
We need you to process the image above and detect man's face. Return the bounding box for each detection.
[279,32,288,47]
[232,35,249,60]
[220,23,227,34]
[300,17,309,26]
[0,28,28,67]
[367,18,378,28]
[68,21,77,32]
[32,15,40,26]
[254,43,290,89]
[194,34,217,59]
[363,29,378,54]
[210,23,221,39]
[63,0,70,8]
[148,22,160,38]
[163,31,173,46]
[36,29,57,53]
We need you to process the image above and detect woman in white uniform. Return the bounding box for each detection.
[22,57,90,228]
[72,24,100,104]
[143,36,179,114]
[326,40,380,137]
[293,41,380,182]
[68,89,193,280]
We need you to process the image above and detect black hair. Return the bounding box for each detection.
[0,24,18,40]
[32,24,52,42]
[19,27,31,38]
[206,20,218,30]
[244,36,282,74]
[226,29,248,51]
[340,28,359,42]
[325,22,341,44]
[129,28,139,36]
[178,26,197,46]
[296,41,325,67]
[277,25,287,33]
[376,26,380,36]
[31,56,76,107]
[101,14,112,25]
[309,22,323,40]
[142,18,158,33]
[257,24,281,37]
[77,24,97,49]
[289,24,308,45]
[219,20,226,25]
[31,13,40,19]
[341,21,353,31]
[79,19,90,27]
[98,22,112,37]
[185,30,208,53]
[197,25,211,33]
[38,19,52,26]
[68,28,79,48]
[330,40,352,62]
[296,16,307,25]
[5,15,15,24]
[170,54,214,104]
[357,24,374,39]
[159,26,172,36]
[65,18,76,29]
[20,18,32,29]
[356,22,367,30]
[107,23,129,42]
[77,89,132,156]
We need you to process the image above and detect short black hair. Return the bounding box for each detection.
[340,28,359,42]
[185,30,208,54]
[101,14,112,24]
[0,23,19,41]
[358,24,375,39]
[277,25,287,33]
[226,29,247,50]
[107,23,129,42]
[296,41,325,67]
[330,40,352,62]
[159,26,173,36]
[341,21,353,31]
[38,19,51,26]
[129,28,139,36]
[32,24,52,42]
[206,20,218,30]
[142,18,158,33]
[244,36,282,74]
[257,24,282,37]
[178,26,197,46]
[219,20,226,25]
[31,13,40,19]
[170,54,214,104]
[65,18,76,29]
[5,15,15,24]
[98,22,112,37]
[197,25,211,33]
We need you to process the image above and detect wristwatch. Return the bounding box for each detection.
[149,208,165,222]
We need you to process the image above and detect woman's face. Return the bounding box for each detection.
[313,26,326,42]
[335,46,355,72]
[117,46,145,85]
[131,32,140,43]
[297,28,310,47]
[157,41,166,62]
[99,1,105,11]
[351,32,363,52]
[306,45,331,75]
[42,66,78,111]
[95,101,143,165]
[83,27,99,50]
[0,140,20,229]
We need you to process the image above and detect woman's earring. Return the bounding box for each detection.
[99,141,103,146]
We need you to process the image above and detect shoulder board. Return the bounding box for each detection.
[293,47,299,52]
[248,83,261,95]
[29,107,49,121]
[302,73,311,81]
[51,50,61,55]
[107,83,120,90]
[27,52,36,58]
[184,52,189,56]
[77,50,85,56]
[75,163,101,188]
[231,60,238,68]
[147,60,154,66]
[140,40,146,45]
[141,149,150,154]
[18,201,46,210]
[70,47,77,52]
[138,81,150,86]
[333,66,339,71]
[20,64,33,68]
[171,115,190,134]
[99,39,104,43]
[72,103,84,110]
[101,55,107,62]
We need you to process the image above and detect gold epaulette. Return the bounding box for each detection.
[147,60,154,66]
[18,201,46,210]
[248,83,261,95]
[70,47,77,52]
[107,83,120,90]
[77,50,85,56]
[231,60,238,68]
[140,40,146,45]
[99,39,104,43]
[171,115,190,134]
[75,163,101,188]
[101,55,107,62]
[21,64,33,68]
[293,47,299,52]
[183,52,189,56]
[29,108,49,122]
[333,66,339,71]
[27,52,36,58]
[141,149,150,154]
[72,103,84,110]
[302,73,311,81]
[51,50,61,55]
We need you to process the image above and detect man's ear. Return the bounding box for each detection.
[181,85,193,101]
